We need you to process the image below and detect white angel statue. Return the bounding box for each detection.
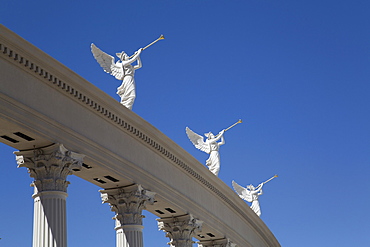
[232,180,264,217]
[91,44,143,110]
[185,127,225,176]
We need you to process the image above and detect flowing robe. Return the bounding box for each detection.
[206,142,221,176]
[117,64,136,110]
[250,189,263,216]
[250,199,261,217]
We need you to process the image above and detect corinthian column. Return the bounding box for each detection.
[100,184,156,247]
[198,238,237,247]
[157,214,203,247]
[15,143,84,247]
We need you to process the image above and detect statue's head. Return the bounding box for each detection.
[204,132,214,139]
[247,184,255,190]
[116,51,128,61]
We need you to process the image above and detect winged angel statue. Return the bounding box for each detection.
[91,44,143,110]
[186,127,225,176]
[232,180,264,216]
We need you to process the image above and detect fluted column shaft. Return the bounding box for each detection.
[157,214,203,247]
[115,225,145,247]
[100,184,155,247]
[16,143,84,247]
[32,191,68,247]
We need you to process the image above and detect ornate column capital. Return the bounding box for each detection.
[15,143,84,247]
[198,238,237,247]
[100,184,156,226]
[157,214,203,247]
[15,143,85,193]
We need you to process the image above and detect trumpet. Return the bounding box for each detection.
[225,119,242,132]
[214,119,242,138]
[262,175,278,185]
[129,34,165,58]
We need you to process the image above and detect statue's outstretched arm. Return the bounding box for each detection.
[218,136,225,146]
[134,55,142,70]
[211,129,225,142]
[121,48,143,66]
[255,183,264,192]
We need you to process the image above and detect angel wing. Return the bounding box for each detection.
[91,43,124,80]
[232,180,252,202]
[185,127,210,154]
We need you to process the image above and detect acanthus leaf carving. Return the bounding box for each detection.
[157,214,203,247]
[15,143,84,193]
[100,184,156,226]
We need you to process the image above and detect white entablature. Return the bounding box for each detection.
[0,24,280,247]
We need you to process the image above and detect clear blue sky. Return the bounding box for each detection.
[1,1,370,246]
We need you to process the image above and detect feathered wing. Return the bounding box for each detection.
[185,127,210,154]
[232,180,252,202]
[91,43,124,80]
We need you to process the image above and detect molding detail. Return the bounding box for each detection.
[100,184,156,226]
[157,214,203,247]
[198,238,237,247]
[15,143,85,192]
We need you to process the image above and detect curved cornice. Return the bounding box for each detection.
[0,24,280,247]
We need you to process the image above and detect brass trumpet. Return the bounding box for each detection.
[261,175,278,185]
[225,119,242,132]
[129,34,165,58]
[214,119,242,138]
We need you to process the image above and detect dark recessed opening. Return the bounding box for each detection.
[93,178,106,184]
[198,234,205,239]
[0,135,19,143]
[165,207,176,213]
[206,233,215,237]
[155,210,165,215]
[104,175,119,182]
[72,169,81,172]
[82,163,92,169]
[13,132,35,141]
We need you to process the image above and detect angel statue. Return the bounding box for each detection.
[186,127,225,176]
[232,181,263,216]
[91,44,143,110]
[232,175,277,217]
